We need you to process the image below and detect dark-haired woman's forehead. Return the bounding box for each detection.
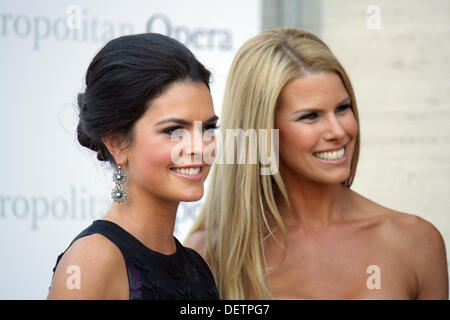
[138,81,216,130]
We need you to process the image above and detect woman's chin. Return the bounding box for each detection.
[310,170,351,185]
[177,189,205,202]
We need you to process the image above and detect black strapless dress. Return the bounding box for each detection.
[50,220,219,300]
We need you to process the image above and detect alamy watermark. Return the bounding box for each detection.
[170,121,279,175]
[366,5,381,30]
[66,265,81,290]
[366,264,381,289]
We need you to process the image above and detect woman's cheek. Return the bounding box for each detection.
[203,139,216,164]
[343,112,358,137]
[283,126,318,153]
[143,141,175,167]
[130,140,173,182]
[350,118,359,138]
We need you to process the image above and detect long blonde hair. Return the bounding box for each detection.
[188,28,360,299]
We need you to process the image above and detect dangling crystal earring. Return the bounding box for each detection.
[111,165,128,203]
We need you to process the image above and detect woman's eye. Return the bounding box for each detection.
[162,126,184,135]
[336,104,351,114]
[162,124,218,135]
[298,113,318,121]
[202,124,219,132]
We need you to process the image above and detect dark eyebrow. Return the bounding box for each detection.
[203,115,219,125]
[154,115,219,126]
[292,97,351,117]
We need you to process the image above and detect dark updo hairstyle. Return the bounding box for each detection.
[76,33,211,165]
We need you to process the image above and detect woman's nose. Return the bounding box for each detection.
[184,121,208,156]
[323,114,346,141]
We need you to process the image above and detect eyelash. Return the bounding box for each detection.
[161,124,219,135]
[336,104,351,114]
[162,126,183,135]
[297,104,351,121]
[204,124,219,132]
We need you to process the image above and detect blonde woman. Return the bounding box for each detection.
[185,28,448,299]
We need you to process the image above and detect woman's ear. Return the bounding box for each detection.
[102,134,128,165]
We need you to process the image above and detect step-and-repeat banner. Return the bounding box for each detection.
[0,0,259,299]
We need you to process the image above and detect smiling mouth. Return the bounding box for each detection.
[170,167,201,175]
[313,146,346,161]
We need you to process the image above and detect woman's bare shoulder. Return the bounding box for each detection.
[353,192,448,298]
[385,210,446,262]
[350,191,442,236]
[354,191,445,247]
[368,203,444,247]
[47,233,128,300]
[387,211,448,298]
[184,230,207,258]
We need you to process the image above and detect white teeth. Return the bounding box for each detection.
[313,148,345,161]
[172,167,201,175]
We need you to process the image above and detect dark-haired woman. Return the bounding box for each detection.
[47,33,220,300]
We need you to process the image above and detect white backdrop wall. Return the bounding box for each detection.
[0,0,260,299]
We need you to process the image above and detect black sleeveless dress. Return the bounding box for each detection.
[51,220,219,300]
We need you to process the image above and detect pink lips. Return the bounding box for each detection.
[170,166,203,181]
